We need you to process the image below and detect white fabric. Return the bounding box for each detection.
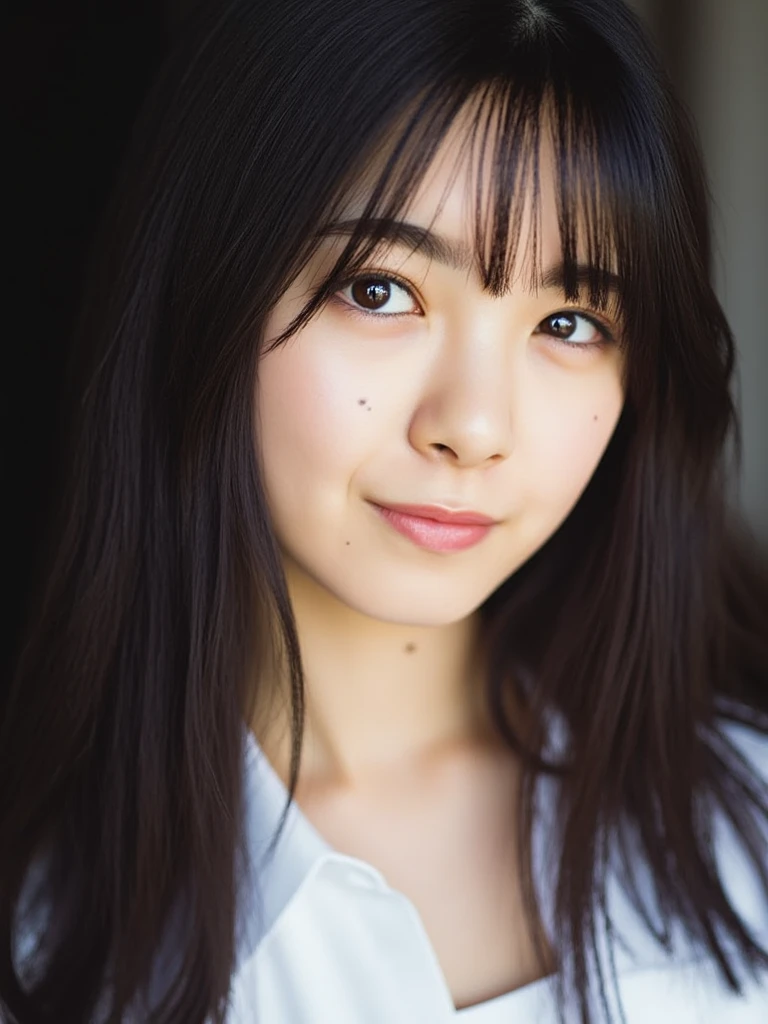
[225,720,768,1023]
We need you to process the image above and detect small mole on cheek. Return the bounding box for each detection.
[593,415,599,421]
[345,541,351,546]
[358,398,367,406]
[404,642,417,654]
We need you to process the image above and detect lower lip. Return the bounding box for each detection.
[372,504,493,552]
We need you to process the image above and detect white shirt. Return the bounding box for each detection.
[224,720,768,1023]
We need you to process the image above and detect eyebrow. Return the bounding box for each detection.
[316,217,621,296]
[318,217,474,271]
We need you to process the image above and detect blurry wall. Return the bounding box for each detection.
[632,0,768,542]
[687,0,768,543]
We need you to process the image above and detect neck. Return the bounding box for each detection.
[251,556,494,786]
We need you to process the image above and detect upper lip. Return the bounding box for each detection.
[371,501,498,526]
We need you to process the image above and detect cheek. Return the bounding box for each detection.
[256,331,388,500]
[523,372,623,506]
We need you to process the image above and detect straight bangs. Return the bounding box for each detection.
[264,42,669,411]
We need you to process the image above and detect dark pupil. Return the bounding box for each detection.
[351,279,390,309]
[549,313,576,338]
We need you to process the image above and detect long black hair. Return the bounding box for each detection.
[2,0,767,1021]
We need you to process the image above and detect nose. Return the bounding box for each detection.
[407,317,514,468]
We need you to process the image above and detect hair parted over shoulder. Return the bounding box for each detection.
[2,0,767,1021]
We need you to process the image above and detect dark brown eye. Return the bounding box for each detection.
[350,278,391,309]
[537,311,605,345]
[546,313,577,338]
[338,275,419,315]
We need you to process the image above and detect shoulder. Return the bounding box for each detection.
[709,716,768,948]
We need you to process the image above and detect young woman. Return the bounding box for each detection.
[2,0,767,1021]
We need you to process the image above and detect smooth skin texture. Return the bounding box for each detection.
[252,108,625,1009]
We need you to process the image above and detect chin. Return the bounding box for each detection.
[318,574,506,627]
[285,527,550,627]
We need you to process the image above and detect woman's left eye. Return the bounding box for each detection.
[336,275,420,316]
[535,311,610,347]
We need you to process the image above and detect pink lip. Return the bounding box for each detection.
[370,502,497,552]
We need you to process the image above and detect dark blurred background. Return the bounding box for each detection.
[632,0,768,544]
[3,0,767,681]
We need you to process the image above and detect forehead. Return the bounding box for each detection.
[410,104,562,271]
[332,91,587,292]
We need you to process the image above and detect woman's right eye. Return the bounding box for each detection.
[336,275,422,316]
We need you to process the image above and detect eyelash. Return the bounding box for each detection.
[331,271,616,349]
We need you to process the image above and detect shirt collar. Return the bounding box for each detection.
[235,726,389,965]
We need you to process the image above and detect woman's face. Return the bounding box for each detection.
[256,116,625,626]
